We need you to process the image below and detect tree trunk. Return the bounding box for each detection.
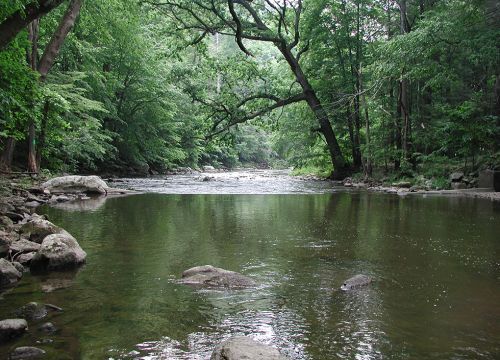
[279,43,349,179]
[0,0,65,49]
[0,138,16,171]
[399,0,411,163]
[38,0,84,79]
[27,19,40,174]
[36,101,50,168]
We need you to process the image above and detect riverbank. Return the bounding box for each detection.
[339,177,500,201]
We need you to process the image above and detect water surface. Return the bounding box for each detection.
[0,171,499,359]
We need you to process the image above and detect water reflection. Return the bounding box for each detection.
[0,184,498,359]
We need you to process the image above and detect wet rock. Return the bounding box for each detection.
[9,346,46,359]
[41,175,109,194]
[16,302,48,321]
[202,176,215,182]
[450,172,464,182]
[16,252,37,266]
[10,239,41,253]
[202,165,216,172]
[49,195,71,203]
[0,319,28,343]
[11,262,24,273]
[38,322,57,334]
[180,265,256,289]
[20,216,67,243]
[0,258,22,287]
[24,201,41,208]
[30,233,86,272]
[211,336,288,360]
[340,274,372,291]
[5,212,24,222]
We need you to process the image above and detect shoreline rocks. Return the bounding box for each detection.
[0,258,22,288]
[211,337,288,360]
[41,175,109,195]
[180,265,256,289]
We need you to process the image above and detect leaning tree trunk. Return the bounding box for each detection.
[28,0,84,171]
[279,43,349,179]
[0,0,65,49]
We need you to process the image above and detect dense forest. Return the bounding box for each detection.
[0,0,498,183]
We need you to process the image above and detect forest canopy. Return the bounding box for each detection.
[0,0,498,181]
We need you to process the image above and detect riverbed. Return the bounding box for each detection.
[1,170,499,359]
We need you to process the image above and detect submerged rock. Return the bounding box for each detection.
[41,175,109,194]
[180,265,256,289]
[30,233,86,272]
[9,346,46,359]
[340,274,372,291]
[38,322,57,334]
[0,319,28,343]
[15,302,62,321]
[0,258,22,288]
[211,336,288,360]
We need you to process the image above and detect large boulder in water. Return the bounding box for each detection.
[0,258,22,288]
[180,265,256,289]
[30,233,86,272]
[0,319,28,343]
[211,337,288,360]
[41,175,109,194]
[340,274,372,291]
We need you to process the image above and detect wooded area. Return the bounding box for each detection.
[0,0,498,183]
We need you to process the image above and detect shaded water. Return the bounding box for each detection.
[1,171,499,359]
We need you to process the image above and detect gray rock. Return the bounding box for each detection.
[0,215,14,228]
[180,265,256,289]
[16,252,36,266]
[203,165,216,172]
[30,233,86,271]
[392,181,412,188]
[10,239,41,253]
[340,274,372,291]
[41,175,109,194]
[211,337,288,360]
[0,258,22,287]
[12,262,24,273]
[451,182,467,190]
[0,202,15,214]
[38,322,57,334]
[450,172,464,182]
[15,302,54,321]
[24,201,41,208]
[20,216,67,243]
[0,319,28,343]
[5,212,24,222]
[9,346,46,359]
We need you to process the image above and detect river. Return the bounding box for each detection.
[1,170,499,359]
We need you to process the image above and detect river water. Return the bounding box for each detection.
[1,170,499,359]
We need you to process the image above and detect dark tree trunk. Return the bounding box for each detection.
[399,0,411,163]
[0,138,16,171]
[279,43,349,179]
[0,0,65,49]
[27,19,40,174]
[36,101,50,168]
